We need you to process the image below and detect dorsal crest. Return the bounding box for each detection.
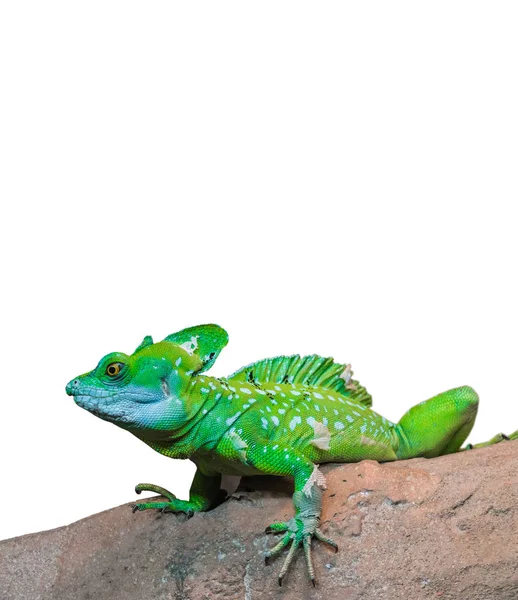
[228,354,372,407]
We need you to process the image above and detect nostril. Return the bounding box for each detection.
[66,379,80,395]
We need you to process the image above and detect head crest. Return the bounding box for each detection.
[134,335,154,353]
[164,324,228,373]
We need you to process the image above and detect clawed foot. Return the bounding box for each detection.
[465,430,518,450]
[131,483,194,516]
[264,518,338,586]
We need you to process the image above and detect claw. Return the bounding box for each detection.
[265,518,338,585]
[277,538,298,584]
[315,528,339,552]
[302,535,315,582]
[265,532,291,560]
[265,522,289,534]
[470,432,516,449]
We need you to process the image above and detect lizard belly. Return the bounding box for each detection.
[195,453,264,477]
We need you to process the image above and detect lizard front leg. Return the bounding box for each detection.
[246,445,337,586]
[132,468,222,516]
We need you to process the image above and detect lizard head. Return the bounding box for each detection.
[65,324,228,433]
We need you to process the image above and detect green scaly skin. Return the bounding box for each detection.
[66,324,518,587]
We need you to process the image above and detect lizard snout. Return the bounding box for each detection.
[66,379,80,396]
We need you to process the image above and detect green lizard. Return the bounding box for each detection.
[65,324,517,586]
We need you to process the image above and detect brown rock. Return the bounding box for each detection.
[2,442,518,600]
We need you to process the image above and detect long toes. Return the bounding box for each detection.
[265,532,291,562]
[265,522,289,534]
[132,501,171,512]
[265,522,336,585]
[277,538,299,585]
[303,535,316,583]
[477,433,511,447]
[315,528,339,552]
[134,483,177,502]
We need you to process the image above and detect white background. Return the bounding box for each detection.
[1,2,517,541]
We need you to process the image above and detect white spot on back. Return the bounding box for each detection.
[227,428,248,460]
[289,416,302,430]
[226,412,241,426]
[310,420,331,450]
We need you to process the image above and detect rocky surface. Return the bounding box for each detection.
[2,441,518,600]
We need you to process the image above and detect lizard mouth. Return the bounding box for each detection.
[72,393,130,422]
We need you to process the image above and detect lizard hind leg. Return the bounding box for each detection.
[242,439,338,585]
[260,459,338,586]
[394,386,479,459]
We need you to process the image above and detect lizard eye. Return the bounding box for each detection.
[106,362,124,377]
